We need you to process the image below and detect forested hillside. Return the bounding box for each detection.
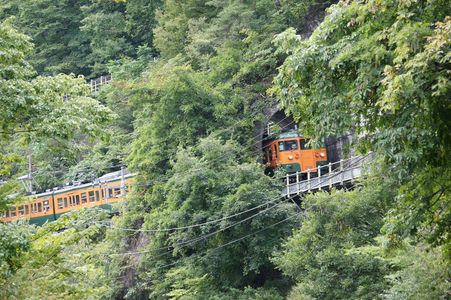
[1,0,449,299]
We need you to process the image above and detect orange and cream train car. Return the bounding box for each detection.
[2,171,134,225]
[263,130,328,174]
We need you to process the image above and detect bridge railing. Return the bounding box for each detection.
[90,74,112,92]
[282,153,373,197]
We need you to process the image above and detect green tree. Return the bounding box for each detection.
[2,209,115,299]
[271,0,451,246]
[0,0,163,77]
[117,136,297,298]
[383,242,450,300]
[1,0,91,75]
[273,182,394,299]
[0,222,32,296]
[0,19,113,197]
[80,0,135,76]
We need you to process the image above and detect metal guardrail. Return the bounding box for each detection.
[62,74,113,101]
[90,74,112,92]
[281,153,373,197]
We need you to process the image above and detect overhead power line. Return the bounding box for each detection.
[102,195,296,257]
[109,210,302,277]
[95,193,285,233]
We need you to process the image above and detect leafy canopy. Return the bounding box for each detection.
[0,19,113,200]
[271,0,451,245]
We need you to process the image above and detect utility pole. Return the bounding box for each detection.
[120,165,126,195]
[27,151,33,193]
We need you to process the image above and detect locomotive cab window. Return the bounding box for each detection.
[300,139,312,150]
[278,140,298,151]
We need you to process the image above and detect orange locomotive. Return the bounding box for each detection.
[2,170,134,225]
[263,130,328,174]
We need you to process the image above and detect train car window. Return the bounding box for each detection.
[274,144,278,158]
[89,191,95,202]
[37,202,42,212]
[25,205,29,214]
[81,193,87,204]
[75,195,80,205]
[300,139,312,150]
[108,188,114,198]
[43,200,50,212]
[278,140,298,151]
[114,188,121,197]
[95,191,100,201]
[101,189,105,199]
[6,210,10,218]
[57,198,64,209]
[11,206,16,217]
[32,203,36,213]
[64,197,68,208]
[18,206,24,216]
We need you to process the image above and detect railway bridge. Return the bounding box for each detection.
[282,154,373,197]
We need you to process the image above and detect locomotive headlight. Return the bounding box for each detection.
[288,155,293,160]
[320,153,325,158]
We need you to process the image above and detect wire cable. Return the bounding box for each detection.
[94,193,286,233]
[103,195,295,257]
[150,210,302,271]
[109,210,301,276]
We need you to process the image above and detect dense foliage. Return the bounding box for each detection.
[1,209,116,299]
[1,0,449,298]
[121,137,298,298]
[271,0,450,248]
[273,181,393,299]
[0,18,113,200]
[0,0,162,77]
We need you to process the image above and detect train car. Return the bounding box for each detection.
[1,170,134,225]
[263,130,328,174]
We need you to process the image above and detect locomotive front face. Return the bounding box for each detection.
[263,136,328,174]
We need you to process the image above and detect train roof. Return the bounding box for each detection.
[29,170,135,198]
[264,130,302,142]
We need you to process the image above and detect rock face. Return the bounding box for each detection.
[325,133,355,163]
